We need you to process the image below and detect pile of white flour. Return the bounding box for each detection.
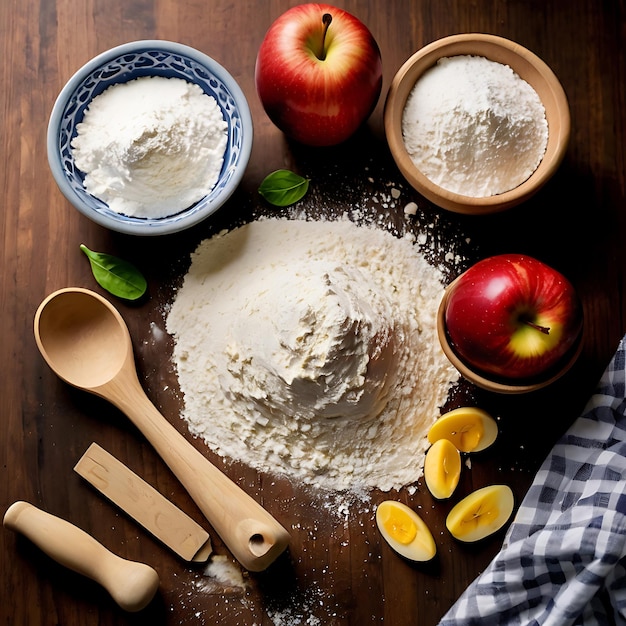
[71,76,227,218]
[402,55,548,197]
[166,218,458,492]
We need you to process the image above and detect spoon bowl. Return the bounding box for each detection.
[34,287,290,572]
[35,288,130,389]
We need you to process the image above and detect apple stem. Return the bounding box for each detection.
[524,320,551,335]
[319,13,332,61]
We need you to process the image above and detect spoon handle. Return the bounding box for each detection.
[3,501,159,612]
[105,368,290,572]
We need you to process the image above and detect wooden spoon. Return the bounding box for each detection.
[34,287,290,572]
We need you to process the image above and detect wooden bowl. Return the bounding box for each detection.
[384,34,570,215]
[437,277,584,394]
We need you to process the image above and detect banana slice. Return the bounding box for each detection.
[375,501,436,562]
[428,407,498,453]
[424,439,461,500]
[446,484,514,542]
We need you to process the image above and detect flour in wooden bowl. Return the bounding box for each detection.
[402,55,548,197]
[166,218,458,492]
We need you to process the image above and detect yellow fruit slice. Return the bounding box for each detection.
[424,439,461,500]
[446,484,514,542]
[427,407,498,453]
[376,501,436,562]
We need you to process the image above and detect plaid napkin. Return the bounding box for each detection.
[439,335,626,626]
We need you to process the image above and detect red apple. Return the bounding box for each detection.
[255,3,383,146]
[444,254,583,380]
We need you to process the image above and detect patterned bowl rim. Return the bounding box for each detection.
[47,39,253,236]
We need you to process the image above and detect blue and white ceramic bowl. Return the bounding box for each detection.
[47,40,253,235]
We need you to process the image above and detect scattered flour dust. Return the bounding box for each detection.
[166,217,458,492]
[190,555,328,625]
[195,555,249,594]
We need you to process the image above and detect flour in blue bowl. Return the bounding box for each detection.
[71,75,227,218]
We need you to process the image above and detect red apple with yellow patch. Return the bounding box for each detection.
[444,254,583,380]
[255,3,383,146]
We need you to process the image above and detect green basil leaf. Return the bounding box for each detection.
[258,169,310,207]
[80,244,147,301]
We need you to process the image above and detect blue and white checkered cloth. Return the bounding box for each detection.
[440,335,626,625]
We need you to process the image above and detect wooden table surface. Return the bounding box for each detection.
[2,1,625,624]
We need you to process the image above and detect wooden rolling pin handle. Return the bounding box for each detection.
[3,501,160,612]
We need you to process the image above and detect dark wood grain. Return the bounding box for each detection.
[2,1,625,624]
